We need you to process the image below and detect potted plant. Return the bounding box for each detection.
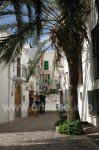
[55,118,65,132]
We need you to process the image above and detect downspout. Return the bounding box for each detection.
[8,62,10,121]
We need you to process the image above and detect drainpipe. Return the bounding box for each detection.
[8,63,10,121]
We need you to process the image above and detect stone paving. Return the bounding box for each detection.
[0,112,98,150]
[88,133,99,146]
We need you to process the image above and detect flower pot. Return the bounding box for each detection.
[55,126,59,132]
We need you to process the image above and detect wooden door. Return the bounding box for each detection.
[15,85,21,118]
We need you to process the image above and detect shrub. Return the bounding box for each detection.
[59,120,84,135]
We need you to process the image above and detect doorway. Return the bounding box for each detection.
[15,84,21,118]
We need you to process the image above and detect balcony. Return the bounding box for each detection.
[13,64,29,83]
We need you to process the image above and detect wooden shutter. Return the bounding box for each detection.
[44,61,49,70]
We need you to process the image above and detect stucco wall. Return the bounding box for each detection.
[0,48,30,123]
[0,66,9,123]
[21,84,29,118]
[78,1,99,127]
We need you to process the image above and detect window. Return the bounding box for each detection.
[44,61,49,70]
[17,58,21,77]
[91,24,99,80]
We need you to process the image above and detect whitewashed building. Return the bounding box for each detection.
[78,0,99,127]
[39,50,59,94]
[60,0,99,127]
[0,38,38,123]
[38,50,61,111]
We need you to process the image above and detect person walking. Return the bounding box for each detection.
[40,94,46,114]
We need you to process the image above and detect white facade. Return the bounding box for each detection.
[0,65,9,123]
[58,53,69,105]
[39,51,61,110]
[61,0,99,127]
[78,1,99,127]
[0,44,32,123]
[38,50,59,94]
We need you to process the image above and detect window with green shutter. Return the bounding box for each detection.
[44,61,49,70]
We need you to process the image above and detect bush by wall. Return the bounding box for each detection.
[59,120,83,135]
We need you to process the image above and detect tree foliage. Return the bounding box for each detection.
[0,0,92,120]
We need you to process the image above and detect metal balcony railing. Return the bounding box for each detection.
[13,64,29,83]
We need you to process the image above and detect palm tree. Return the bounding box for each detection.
[50,0,91,120]
[0,0,91,120]
[0,0,42,63]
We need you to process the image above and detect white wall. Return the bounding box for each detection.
[0,40,32,123]
[20,49,30,118]
[0,66,9,123]
[78,1,99,127]
[44,50,55,74]
[21,84,29,118]
[78,42,99,127]
[0,64,15,123]
[45,94,60,111]
[0,32,15,123]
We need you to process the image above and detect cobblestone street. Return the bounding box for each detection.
[0,112,98,150]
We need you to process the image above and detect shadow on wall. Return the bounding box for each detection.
[80,43,94,121]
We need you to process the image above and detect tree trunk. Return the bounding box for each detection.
[65,52,80,121]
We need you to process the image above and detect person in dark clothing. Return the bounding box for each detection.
[29,94,33,107]
[39,101,42,114]
[35,95,39,110]
[40,95,46,114]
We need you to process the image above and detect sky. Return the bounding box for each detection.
[0,2,55,51]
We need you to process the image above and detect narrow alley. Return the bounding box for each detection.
[0,112,98,150]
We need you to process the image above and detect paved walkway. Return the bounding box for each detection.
[88,133,99,146]
[0,112,98,150]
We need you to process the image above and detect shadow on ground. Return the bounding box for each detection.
[0,112,58,133]
[88,133,99,146]
[0,136,97,150]
[0,112,98,150]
